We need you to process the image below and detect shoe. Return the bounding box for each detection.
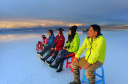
[46,60,52,66]
[37,52,43,58]
[56,63,63,72]
[56,68,63,72]
[40,58,46,63]
[69,81,81,84]
[46,58,55,66]
[50,59,60,69]
[50,65,58,69]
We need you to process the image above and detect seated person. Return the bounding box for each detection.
[37,30,55,57]
[50,26,80,72]
[36,35,48,51]
[70,24,106,84]
[41,28,65,65]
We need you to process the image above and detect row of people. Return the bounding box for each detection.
[37,25,79,72]
[37,24,107,84]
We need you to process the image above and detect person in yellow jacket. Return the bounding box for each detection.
[69,24,106,84]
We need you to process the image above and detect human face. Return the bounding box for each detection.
[48,31,51,35]
[57,30,60,35]
[69,30,71,35]
[88,26,97,39]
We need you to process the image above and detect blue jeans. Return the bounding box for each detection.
[57,49,73,64]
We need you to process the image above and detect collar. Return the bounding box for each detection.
[87,33,102,39]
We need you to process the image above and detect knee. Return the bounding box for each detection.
[71,63,78,69]
[58,50,63,55]
[58,50,64,58]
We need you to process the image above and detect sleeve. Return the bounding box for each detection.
[45,38,49,44]
[75,37,88,58]
[49,35,55,46]
[41,41,45,45]
[65,39,69,47]
[88,37,105,64]
[41,39,46,45]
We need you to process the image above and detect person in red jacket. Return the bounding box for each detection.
[41,28,65,65]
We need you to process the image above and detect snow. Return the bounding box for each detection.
[0,30,128,84]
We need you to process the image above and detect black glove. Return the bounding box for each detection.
[38,41,41,43]
[52,43,57,48]
[64,46,70,49]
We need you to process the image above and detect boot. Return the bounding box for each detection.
[40,58,46,63]
[37,52,43,58]
[89,77,95,84]
[69,81,81,84]
[56,63,63,72]
[50,59,60,69]
[46,59,55,66]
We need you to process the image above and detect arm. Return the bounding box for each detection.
[75,37,88,58]
[48,35,55,46]
[41,39,47,45]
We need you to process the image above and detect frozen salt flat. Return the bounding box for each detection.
[0,30,128,84]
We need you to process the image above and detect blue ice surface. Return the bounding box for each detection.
[0,30,128,84]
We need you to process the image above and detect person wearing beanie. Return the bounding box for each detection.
[40,28,65,65]
[50,26,80,72]
[36,35,49,51]
[37,30,55,57]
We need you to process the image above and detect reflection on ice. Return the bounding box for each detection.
[0,33,48,42]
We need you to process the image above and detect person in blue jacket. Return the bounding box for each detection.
[37,30,55,57]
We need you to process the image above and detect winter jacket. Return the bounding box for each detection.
[47,34,55,46]
[75,34,106,64]
[65,33,80,54]
[52,34,65,51]
[41,38,48,45]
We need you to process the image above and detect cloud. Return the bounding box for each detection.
[0,0,128,25]
[0,19,88,28]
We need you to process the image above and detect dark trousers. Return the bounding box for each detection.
[56,49,73,66]
[44,49,58,60]
[40,45,51,56]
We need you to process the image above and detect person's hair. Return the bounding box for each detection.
[42,35,46,39]
[58,30,62,34]
[57,28,63,35]
[67,26,77,43]
[90,24,101,36]
[48,30,53,34]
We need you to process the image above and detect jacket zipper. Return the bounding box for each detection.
[87,38,93,60]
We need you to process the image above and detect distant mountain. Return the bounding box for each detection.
[0,25,90,32]
[1,25,127,33]
[0,26,68,32]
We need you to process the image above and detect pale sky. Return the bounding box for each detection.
[0,0,128,28]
